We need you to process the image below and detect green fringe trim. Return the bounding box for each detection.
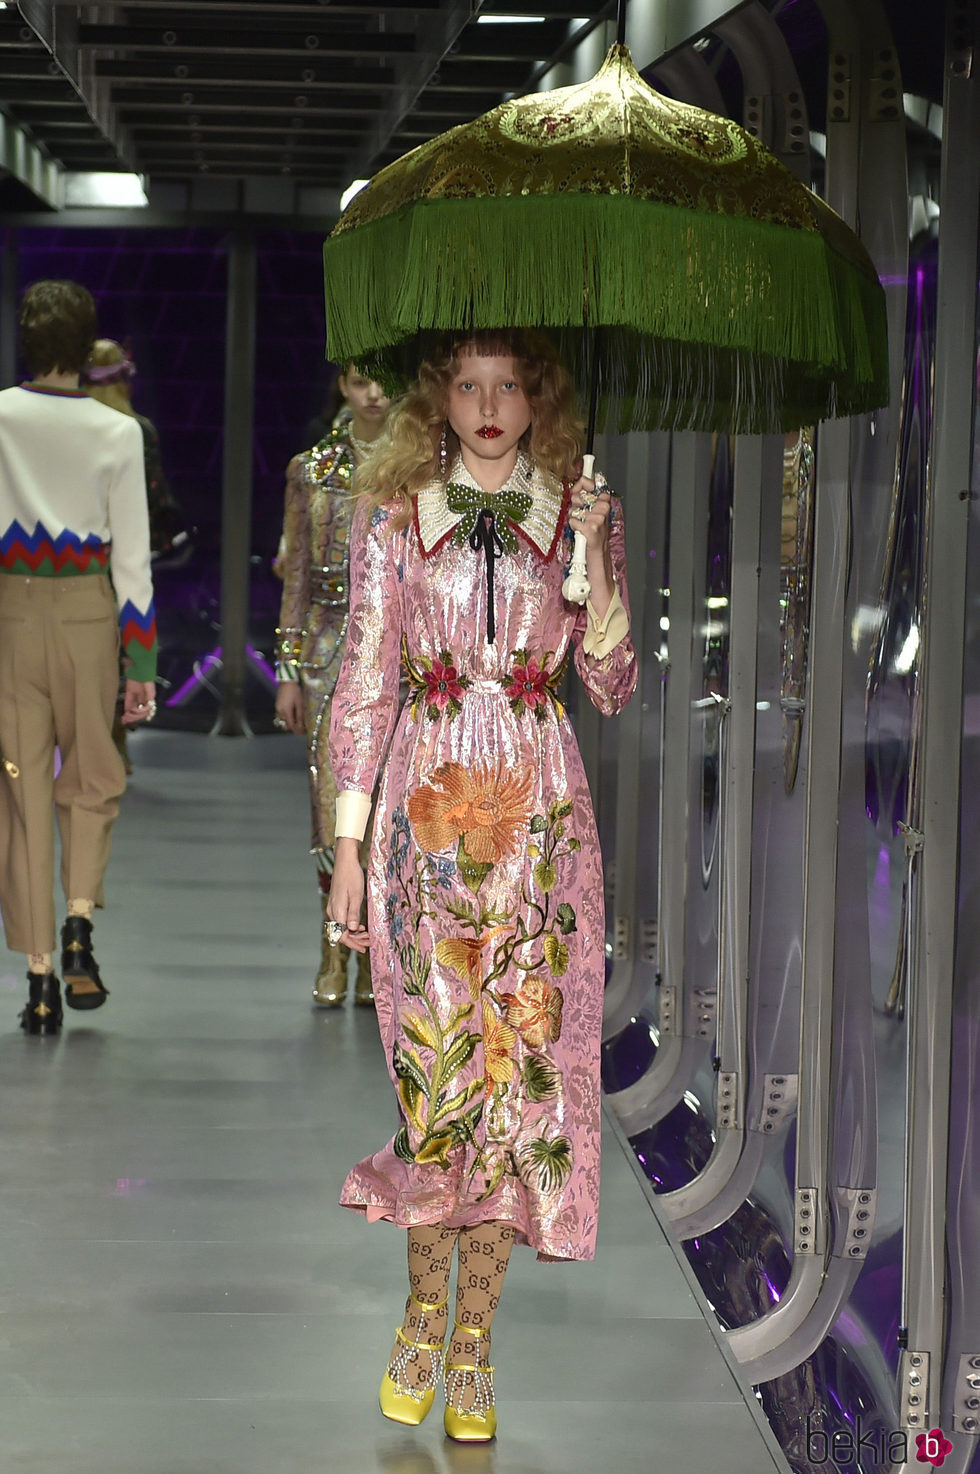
[323,192,889,433]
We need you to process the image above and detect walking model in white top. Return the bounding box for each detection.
[0,279,157,1036]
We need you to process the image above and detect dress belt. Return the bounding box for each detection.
[460,677,507,694]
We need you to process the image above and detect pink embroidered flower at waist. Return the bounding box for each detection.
[403,640,568,724]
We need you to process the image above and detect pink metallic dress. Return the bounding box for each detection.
[329,454,636,1261]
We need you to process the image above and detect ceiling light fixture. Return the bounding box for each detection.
[63,172,149,208]
[340,178,371,212]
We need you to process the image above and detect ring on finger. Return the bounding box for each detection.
[326,919,345,947]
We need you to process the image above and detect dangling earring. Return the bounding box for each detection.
[439,423,448,480]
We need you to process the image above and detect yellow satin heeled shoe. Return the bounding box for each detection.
[443,1323,496,1443]
[379,1293,447,1426]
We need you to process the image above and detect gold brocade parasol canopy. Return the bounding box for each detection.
[323,45,888,434]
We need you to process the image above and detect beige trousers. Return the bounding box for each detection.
[0,573,125,955]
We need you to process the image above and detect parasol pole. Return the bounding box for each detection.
[562,0,625,607]
[561,326,603,605]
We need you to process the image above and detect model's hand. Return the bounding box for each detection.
[328,838,370,952]
[275,681,305,735]
[123,680,157,726]
[568,474,613,556]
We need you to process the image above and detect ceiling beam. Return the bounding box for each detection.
[93,57,398,87]
[343,0,482,182]
[0,108,62,209]
[109,88,386,112]
[78,24,413,55]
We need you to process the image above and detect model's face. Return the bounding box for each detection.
[339,370,389,421]
[446,352,531,471]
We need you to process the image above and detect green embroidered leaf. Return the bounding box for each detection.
[553,821,565,840]
[446,1100,484,1149]
[457,836,493,896]
[393,1125,415,1163]
[529,814,548,835]
[568,837,582,852]
[556,903,577,935]
[392,1043,430,1098]
[403,1015,440,1052]
[533,860,558,894]
[445,1001,475,1032]
[522,1054,561,1102]
[414,1131,455,1166]
[518,1133,574,1193]
[476,1155,509,1202]
[548,798,574,823]
[442,1030,480,1081]
[436,1077,485,1118]
[544,934,569,977]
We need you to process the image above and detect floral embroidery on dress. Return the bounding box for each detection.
[386,772,582,1204]
[407,761,534,872]
[403,641,471,722]
[501,648,568,722]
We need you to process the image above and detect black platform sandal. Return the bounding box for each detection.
[60,916,110,1011]
[20,972,63,1036]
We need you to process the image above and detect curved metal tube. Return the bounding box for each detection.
[661,434,767,1222]
[607,434,715,1130]
[602,433,670,1041]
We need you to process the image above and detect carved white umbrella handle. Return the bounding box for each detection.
[561,452,596,606]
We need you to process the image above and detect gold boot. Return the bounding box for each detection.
[313,940,348,1005]
[313,895,349,1005]
[354,948,374,1007]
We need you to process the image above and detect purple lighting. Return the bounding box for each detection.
[165,643,279,707]
[165,647,224,706]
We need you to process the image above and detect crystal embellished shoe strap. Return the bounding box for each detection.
[446,1323,495,1415]
[386,1294,448,1399]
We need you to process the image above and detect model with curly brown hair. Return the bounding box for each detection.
[325,329,637,1440]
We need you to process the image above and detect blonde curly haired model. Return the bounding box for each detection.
[358,329,583,527]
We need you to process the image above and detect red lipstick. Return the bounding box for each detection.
[476,425,503,439]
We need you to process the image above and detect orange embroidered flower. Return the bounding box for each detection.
[408,762,534,865]
[500,975,564,1048]
[482,1000,516,1097]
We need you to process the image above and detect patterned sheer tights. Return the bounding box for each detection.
[391,1221,515,1399]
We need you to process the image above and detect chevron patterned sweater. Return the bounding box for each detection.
[0,384,156,681]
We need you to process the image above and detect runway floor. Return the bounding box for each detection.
[0,730,788,1474]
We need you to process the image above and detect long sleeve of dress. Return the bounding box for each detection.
[328,501,404,802]
[275,456,312,681]
[572,499,638,717]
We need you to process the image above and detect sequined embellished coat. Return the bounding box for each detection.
[329,454,637,1262]
[275,425,355,861]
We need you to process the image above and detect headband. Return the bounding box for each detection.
[84,357,136,384]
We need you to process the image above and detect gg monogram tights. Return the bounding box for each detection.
[389,1220,516,1402]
